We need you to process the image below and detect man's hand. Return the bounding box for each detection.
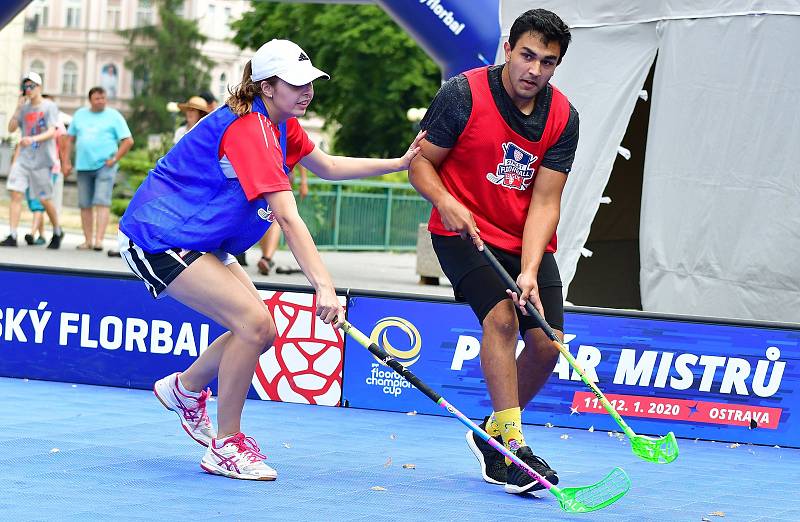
[436,196,484,249]
[506,270,545,319]
[62,161,73,177]
[104,158,116,168]
[19,136,33,148]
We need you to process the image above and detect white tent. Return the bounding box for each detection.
[499,1,800,323]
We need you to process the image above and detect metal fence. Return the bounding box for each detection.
[297,179,431,251]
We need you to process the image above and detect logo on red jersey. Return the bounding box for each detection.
[486,142,538,191]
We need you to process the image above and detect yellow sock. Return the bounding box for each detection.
[494,407,526,465]
[485,413,501,437]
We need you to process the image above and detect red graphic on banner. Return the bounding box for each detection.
[572,391,782,429]
[252,291,345,405]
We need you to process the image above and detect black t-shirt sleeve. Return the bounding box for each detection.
[541,102,579,174]
[419,75,472,149]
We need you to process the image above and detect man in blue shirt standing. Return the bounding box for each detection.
[63,86,133,253]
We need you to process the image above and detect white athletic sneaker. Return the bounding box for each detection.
[200,432,277,481]
[153,372,216,446]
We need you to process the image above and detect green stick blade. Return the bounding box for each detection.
[554,467,631,513]
[631,431,679,464]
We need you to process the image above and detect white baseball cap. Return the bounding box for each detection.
[250,39,329,86]
[22,71,43,86]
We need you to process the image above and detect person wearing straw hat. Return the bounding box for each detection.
[173,95,210,144]
[118,38,425,481]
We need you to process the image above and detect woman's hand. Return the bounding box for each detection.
[315,285,345,329]
[398,130,426,170]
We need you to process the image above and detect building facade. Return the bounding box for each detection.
[0,13,25,140]
[15,0,251,117]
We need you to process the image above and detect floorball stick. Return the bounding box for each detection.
[341,320,631,513]
[480,244,679,464]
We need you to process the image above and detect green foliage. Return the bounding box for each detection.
[121,0,214,142]
[373,170,410,184]
[111,148,160,217]
[118,148,155,184]
[306,172,415,195]
[232,3,440,158]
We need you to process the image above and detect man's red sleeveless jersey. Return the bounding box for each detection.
[427,66,571,255]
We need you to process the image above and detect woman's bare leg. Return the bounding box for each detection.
[178,261,267,390]
[165,255,275,438]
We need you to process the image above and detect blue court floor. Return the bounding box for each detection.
[2,377,797,521]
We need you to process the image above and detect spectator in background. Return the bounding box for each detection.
[173,96,210,144]
[21,94,70,246]
[7,143,45,245]
[199,90,218,111]
[2,72,64,248]
[23,194,47,245]
[256,163,308,275]
[6,143,43,245]
[63,86,134,253]
[43,95,70,217]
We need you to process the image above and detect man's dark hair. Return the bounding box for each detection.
[509,9,571,63]
[88,86,106,99]
[199,90,217,105]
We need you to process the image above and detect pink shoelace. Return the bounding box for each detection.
[176,387,212,430]
[192,388,213,429]
[227,432,267,463]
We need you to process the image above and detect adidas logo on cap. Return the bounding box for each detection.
[250,39,330,86]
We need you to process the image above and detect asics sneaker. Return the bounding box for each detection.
[466,417,507,485]
[153,372,215,446]
[505,446,559,494]
[200,432,277,481]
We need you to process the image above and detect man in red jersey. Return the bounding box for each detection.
[409,8,578,495]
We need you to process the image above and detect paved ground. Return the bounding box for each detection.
[0,200,454,298]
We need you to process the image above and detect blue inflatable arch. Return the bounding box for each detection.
[1,0,501,80]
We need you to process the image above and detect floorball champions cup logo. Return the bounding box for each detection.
[369,316,422,367]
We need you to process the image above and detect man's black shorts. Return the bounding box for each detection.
[431,234,564,335]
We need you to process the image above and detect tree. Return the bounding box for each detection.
[232,3,441,158]
[122,0,214,141]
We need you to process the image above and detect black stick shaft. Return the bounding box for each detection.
[480,245,561,342]
[343,322,442,403]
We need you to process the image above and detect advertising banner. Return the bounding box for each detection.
[0,267,344,405]
[378,0,501,78]
[342,296,800,447]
